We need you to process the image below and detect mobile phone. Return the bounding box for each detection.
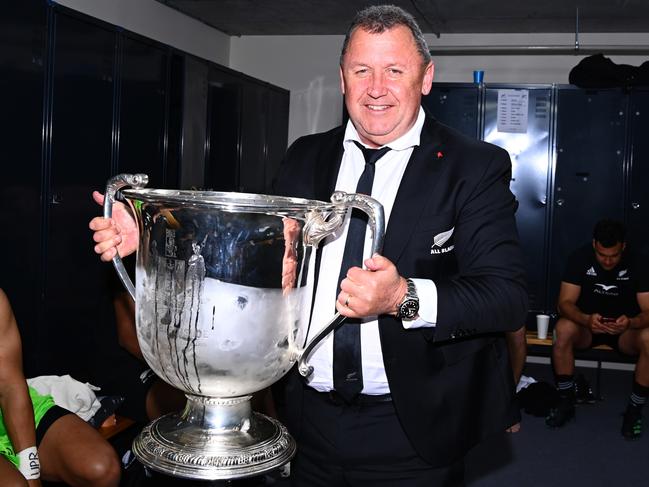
[601,317,616,323]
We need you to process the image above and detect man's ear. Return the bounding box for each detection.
[421,61,434,95]
[339,65,346,95]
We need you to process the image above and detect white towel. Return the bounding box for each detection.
[27,375,101,421]
[516,374,538,394]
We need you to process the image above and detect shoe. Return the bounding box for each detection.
[545,395,575,428]
[621,405,643,440]
[574,374,596,404]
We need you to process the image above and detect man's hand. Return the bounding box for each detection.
[607,315,630,334]
[336,254,407,318]
[89,191,139,262]
[588,313,627,334]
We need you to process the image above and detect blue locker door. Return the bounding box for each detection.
[548,87,627,310]
[422,84,480,139]
[627,90,649,251]
[483,86,553,314]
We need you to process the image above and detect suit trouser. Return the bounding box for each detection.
[290,387,465,487]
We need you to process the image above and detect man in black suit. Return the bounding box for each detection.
[90,5,527,486]
[269,5,527,486]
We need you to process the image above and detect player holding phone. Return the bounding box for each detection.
[547,219,649,440]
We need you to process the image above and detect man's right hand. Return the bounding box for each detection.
[89,191,138,262]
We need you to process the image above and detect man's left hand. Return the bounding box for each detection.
[336,254,407,318]
[608,315,631,334]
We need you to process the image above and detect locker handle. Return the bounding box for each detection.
[632,202,640,210]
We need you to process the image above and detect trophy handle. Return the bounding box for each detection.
[297,191,385,378]
[103,173,149,300]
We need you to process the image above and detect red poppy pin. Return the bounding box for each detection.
[437,151,444,159]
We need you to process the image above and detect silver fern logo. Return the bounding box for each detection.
[431,227,455,254]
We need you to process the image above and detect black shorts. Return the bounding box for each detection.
[589,333,622,352]
[35,406,71,446]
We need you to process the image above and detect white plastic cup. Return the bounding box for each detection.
[536,314,550,340]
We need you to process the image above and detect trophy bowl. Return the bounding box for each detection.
[103,174,384,480]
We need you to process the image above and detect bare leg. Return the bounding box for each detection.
[505,326,527,433]
[552,318,592,376]
[619,328,649,386]
[0,456,27,487]
[505,326,527,385]
[38,414,120,487]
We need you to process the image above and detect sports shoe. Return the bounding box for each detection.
[574,374,596,404]
[545,395,575,428]
[621,405,643,440]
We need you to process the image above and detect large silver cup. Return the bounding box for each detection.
[103,174,384,480]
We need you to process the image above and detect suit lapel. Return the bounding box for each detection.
[383,116,446,263]
[314,129,345,200]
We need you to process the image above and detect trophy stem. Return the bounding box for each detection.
[132,394,295,480]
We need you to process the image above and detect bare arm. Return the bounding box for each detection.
[557,281,615,333]
[557,282,590,326]
[612,292,649,332]
[0,290,38,461]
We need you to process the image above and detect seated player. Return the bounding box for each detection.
[546,219,649,440]
[0,289,121,487]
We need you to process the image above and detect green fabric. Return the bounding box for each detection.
[0,386,56,467]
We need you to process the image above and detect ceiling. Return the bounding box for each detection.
[155,0,649,37]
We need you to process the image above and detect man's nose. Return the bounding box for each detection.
[367,73,387,97]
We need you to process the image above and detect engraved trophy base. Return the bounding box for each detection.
[132,394,295,480]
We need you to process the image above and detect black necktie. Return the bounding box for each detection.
[333,141,390,402]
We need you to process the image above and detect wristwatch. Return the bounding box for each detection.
[396,278,419,319]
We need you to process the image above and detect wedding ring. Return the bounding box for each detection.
[344,294,351,307]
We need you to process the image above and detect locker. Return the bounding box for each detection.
[117,34,170,187]
[483,86,553,313]
[423,83,480,138]
[0,1,47,373]
[627,90,649,251]
[41,10,117,378]
[548,88,627,308]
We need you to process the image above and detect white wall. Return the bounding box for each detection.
[230,32,649,144]
[54,0,230,66]
[45,3,649,148]
[230,35,345,146]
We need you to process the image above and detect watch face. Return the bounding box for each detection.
[399,299,419,319]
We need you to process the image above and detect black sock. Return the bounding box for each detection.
[629,381,649,409]
[556,374,575,398]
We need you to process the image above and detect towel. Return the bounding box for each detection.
[27,375,101,421]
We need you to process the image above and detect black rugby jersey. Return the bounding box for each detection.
[562,244,649,318]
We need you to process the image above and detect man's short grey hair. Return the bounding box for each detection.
[340,4,432,67]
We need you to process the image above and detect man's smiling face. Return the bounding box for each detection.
[339,25,434,148]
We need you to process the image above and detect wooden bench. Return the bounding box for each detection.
[524,330,634,399]
[98,414,136,440]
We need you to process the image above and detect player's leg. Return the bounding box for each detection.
[38,413,120,487]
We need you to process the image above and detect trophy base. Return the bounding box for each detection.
[132,395,295,480]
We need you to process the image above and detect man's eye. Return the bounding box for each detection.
[388,68,403,75]
[355,68,368,75]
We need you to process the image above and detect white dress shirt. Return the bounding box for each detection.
[305,107,438,394]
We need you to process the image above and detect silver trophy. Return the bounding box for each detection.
[103,174,384,480]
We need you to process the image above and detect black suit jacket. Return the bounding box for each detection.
[273,113,528,467]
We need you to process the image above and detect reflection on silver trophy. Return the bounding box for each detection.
[103,174,384,480]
